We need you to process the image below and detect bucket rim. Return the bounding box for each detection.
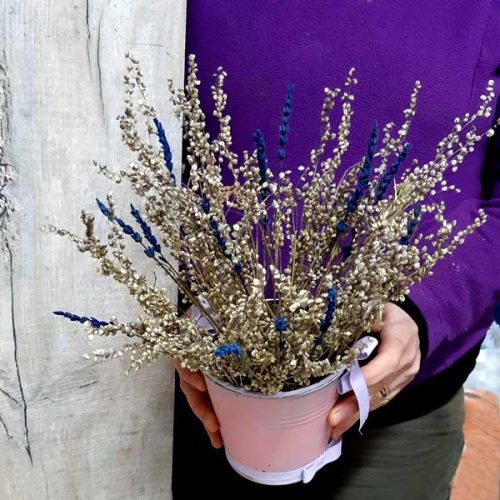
[204,364,346,400]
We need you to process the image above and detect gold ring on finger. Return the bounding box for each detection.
[376,385,390,400]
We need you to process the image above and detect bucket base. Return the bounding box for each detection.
[225,438,343,486]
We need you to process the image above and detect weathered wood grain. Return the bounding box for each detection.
[0,1,186,498]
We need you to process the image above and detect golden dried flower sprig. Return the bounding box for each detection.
[44,53,499,394]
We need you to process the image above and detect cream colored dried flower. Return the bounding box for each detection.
[44,53,498,394]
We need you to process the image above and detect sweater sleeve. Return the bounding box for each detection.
[408,196,500,363]
[406,1,500,368]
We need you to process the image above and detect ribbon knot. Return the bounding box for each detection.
[302,335,378,483]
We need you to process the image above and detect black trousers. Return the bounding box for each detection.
[172,373,464,500]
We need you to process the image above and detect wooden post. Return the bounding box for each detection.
[0,2,186,498]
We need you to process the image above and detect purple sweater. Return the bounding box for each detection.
[185,0,500,387]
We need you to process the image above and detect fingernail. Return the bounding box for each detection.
[212,438,223,449]
[209,433,223,448]
[330,409,346,427]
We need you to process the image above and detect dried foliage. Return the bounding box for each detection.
[44,54,498,393]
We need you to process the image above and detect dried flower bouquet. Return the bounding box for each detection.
[45,53,498,394]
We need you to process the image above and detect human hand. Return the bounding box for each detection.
[328,302,421,440]
[173,306,223,448]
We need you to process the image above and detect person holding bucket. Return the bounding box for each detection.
[172,1,500,499]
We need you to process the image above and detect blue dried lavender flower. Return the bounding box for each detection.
[53,310,109,329]
[400,205,422,245]
[346,121,379,214]
[375,142,411,202]
[153,117,176,182]
[200,197,243,276]
[274,316,288,333]
[115,217,142,242]
[252,129,271,198]
[320,287,337,334]
[130,204,162,253]
[144,246,155,258]
[314,287,337,346]
[275,315,288,349]
[96,198,143,243]
[365,121,379,174]
[252,129,271,228]
[278,84,294,161]
[96,198,113,220]
[214,342,242,361]
[201,197,211,214]
[341,245,352,260]
[336,220,347,234]
[208,216,228,256]
[96,199,168,261]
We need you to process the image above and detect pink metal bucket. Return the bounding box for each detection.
[204,369,342,475]
[190,298,377,484]
[203,335,378,485]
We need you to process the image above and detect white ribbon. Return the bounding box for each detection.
[301,335,378,484]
